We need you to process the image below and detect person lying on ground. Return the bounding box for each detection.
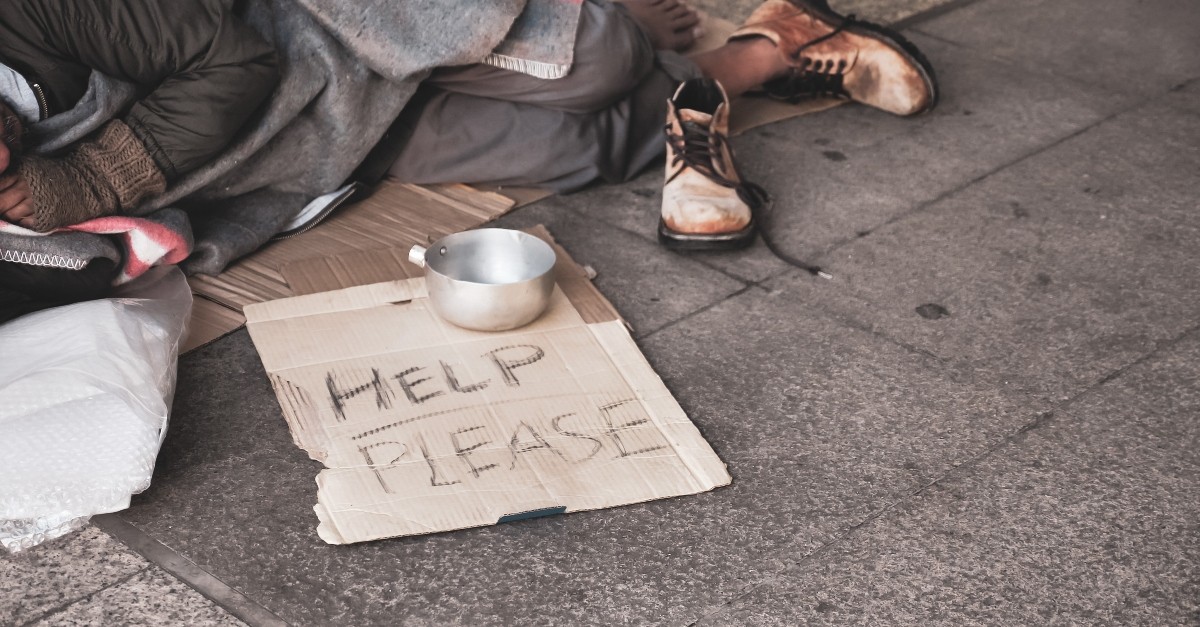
[0,0,935,323]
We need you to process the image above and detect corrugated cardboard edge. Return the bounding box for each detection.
[280,248,417,297]
[244,280,422,328]
[182,297,246,353]
[476,185,555,208]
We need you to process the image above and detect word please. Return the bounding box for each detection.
[354,398,668,492]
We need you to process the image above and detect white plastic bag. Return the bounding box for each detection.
[0,266,191,552]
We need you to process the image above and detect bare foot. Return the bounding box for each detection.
[615,0,704,52]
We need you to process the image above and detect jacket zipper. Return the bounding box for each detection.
[272,182,363,240]
[29,82,49,120]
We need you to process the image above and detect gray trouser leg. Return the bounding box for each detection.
[386,0,703,192]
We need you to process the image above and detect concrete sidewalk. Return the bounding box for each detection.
[5,0,1199,624]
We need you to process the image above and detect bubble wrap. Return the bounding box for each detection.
[0,267,190,553]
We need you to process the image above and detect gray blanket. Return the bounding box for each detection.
[1,0,579,276]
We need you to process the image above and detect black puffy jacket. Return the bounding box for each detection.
[0,0,279,181]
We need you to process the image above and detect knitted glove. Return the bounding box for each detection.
[18,120,166,232]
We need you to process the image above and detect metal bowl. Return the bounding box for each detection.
[409,229,557,332]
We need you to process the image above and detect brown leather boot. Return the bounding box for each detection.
[731,0,938,116]
[660,78,761,251]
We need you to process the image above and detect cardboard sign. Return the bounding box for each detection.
[245,278,731,544]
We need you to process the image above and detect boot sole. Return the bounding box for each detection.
[786,0,940,114]
[658,219,758,251]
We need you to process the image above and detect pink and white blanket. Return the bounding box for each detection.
[0,216,190,284]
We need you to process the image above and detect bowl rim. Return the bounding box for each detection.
[425,228,558,286]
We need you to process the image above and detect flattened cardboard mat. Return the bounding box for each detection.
[244,230,731,543]
[182,14,841,352]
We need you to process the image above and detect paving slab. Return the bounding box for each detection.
[636,284,1044,540]
[1164,78,1200,114]
[1,526,148,625]
[629,288,1049,620]
[1034,328,1200,470]
[577,33,1133,283]
[29,568,244,627]
[695,343,1200,625]
[767,103,1200,403]
[491,197,747,335]
[917,0,1200,95]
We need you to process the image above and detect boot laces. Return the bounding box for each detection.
[764,14,858,102]
[739,182,830,279]
[665,120,737,188]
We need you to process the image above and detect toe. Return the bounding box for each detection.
[673,7,701,29]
